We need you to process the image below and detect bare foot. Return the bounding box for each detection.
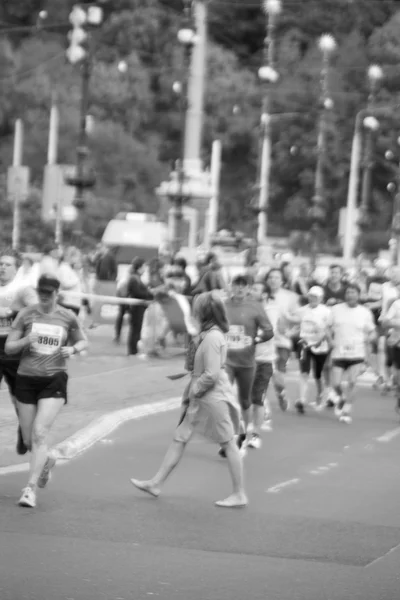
[215,493,248,508]
[130,478,160,498]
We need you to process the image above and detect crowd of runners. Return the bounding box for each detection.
[2,244,400,509]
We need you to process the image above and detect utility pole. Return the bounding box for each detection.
[309,34,336,271]
[257,0,281,246]
[11,119,23,251]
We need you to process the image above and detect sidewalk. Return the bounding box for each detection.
[0,326,187,468]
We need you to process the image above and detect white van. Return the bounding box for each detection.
[101,212,168,279]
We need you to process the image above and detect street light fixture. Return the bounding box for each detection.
[255,0,282,246]
[309,33,337,269]
[65,3,104,245]
[167,0,197,255]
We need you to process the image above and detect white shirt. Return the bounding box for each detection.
[381,282,399,319]
[300,304,332,354]
[331,303,375,360]
[255,300,278,363]
[266,289,299,350]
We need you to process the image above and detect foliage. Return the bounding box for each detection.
[1,0,400,252]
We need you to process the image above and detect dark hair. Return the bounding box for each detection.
[205,252,217,265]
[232,274,249,286]
[330,263,343,272]
[174,256,187,270]
[265,268,282,281]
[193,292,230,333]
[345,282,361,294]
[131,257,146,273]
[281,261,290,270]
[0,248,22,268]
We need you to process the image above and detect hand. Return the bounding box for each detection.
[59,346,75,359]
[27,331,39,346]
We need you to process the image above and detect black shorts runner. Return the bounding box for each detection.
[0,359,19,396]
[15,372,68,405]
[332,359,364,371]
[299,349,329,380]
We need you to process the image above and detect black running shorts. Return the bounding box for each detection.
[225,364,255,411]
[332,359,364,371]
[15,372,68,405]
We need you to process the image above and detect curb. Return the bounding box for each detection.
[0,397,181,477]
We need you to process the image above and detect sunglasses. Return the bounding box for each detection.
[37,288,55,296]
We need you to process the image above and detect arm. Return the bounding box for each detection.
[5,312,36,355]
[255,306,274,343]
[60,316,89,358]
[191,333,223,398]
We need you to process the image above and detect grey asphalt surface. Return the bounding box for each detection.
[1,379,400,600]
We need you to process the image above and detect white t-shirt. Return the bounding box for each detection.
[385,299,400,346]
[331,303,375,360]
[266,289,299,350]
[300,304,332,354]
[255,300,278,363]
[381,282,399,319]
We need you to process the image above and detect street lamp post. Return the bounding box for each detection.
[168,1,197,255]
[256,0,281,247]
[358,65,384,236]
[65,4,103,246]
[309,33,336,270]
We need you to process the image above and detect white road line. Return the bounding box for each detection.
[376,427,400,443]
[0,397,181,477]
[364,541,400,568]
[266,478,300,494]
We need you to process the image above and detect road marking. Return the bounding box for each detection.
[267,478,300,494]
[365,541,400,568]
[376,427,400,443]
[309,462,338,475]
[0,396,182,477]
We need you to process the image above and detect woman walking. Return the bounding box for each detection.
[130,291,248,508]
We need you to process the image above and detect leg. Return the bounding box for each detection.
[114,304,126,341]
[312,353,328,403]
[236,366,255,432]
[127,308,139,355]
[298,349,311,408]
[131,439,188,497]
[215,438,248,508]
[331,365,345,406]
[17,401,37,452]
[273,348,290,410]
[27,397,65,489]
[251,363,273,436]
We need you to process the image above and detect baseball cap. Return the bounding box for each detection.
[37,274,60,293]
[308,286,324,298]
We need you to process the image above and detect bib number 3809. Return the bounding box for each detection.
[31,323,64,355]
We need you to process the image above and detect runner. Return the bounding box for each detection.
[0,249,37,454]
[330,283,376,424]
[295,286,332,414]
[5,274,88,508]
[364,260,390,391]
[247,281,278,447]
[381,294,400,413]
[265,268,300,411]
[224,274,273,449]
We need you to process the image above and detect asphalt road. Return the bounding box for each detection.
[1,380,400,600]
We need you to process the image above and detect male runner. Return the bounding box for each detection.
[0,249,37,453]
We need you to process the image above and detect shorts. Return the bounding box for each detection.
[0,359,19,397]
[299,349,328,380]
[390,347,400,370]
[251,362,274,406]
[226,364,255,411]
[276,347,291,373]
[332,359,364,371]
[15,372,68,405]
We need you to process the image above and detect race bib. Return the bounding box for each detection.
[339,343,360,359]
[31,323,64,355]
[227,325,252,350]
[0,315,13,336]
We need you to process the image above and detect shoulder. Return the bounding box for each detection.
[56,306,80,325]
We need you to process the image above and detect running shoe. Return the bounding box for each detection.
[18,486,36,508]
[16,426,28,456]
[277,390,288,412]
[294,400,305,415]
[37,457,56,489]
[247,433,262,449]
[261,418,273,432]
